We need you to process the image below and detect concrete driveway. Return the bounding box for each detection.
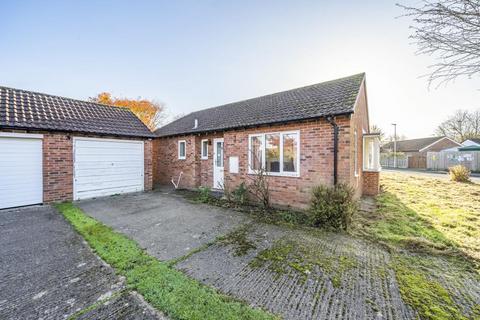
[0,205,163,320]
[78,191,421,320]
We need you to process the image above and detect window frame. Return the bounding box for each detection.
[178,140,186,160]
[354,130,359,177]
[201,139,208,160]
[247,130,300,177]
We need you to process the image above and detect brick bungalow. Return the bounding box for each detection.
[0,73,380,210]
[0,86,155,209]
[154,73,381,208]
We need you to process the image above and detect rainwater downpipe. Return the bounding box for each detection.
[326,116,338,185]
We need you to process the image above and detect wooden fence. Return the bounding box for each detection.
[380,155,408,168]
[427,151,480,172]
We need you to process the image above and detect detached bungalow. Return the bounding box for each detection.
[0,73,380,210]
[154,73,381,208]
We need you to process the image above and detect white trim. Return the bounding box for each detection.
[418,137,461,153]
[213,138,224,189]
[247,130,301,177]
[178,140,186,160]
[354,130,359,177]
[201,139,208,160]
[72,136,144,144]
[0,132,43,139]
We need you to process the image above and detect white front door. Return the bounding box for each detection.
[73,137,144,200]
[213,138,224,189]
[0,134,43,209]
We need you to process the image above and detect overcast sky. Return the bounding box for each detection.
[1,0,479,139]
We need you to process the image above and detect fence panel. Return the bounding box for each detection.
[427,151,480,172]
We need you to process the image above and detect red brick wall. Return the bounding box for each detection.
[362,171,379,196]
[350,81,370,198]
[43,133,73,202]
[144,139,154,191]
[156,117,353,208]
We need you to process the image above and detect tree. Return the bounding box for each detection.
[436,109,480,141]
[370,125,385,142]
[398,0,480,86]
[90,92,165,131]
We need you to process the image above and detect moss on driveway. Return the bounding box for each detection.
[56,203,276,320]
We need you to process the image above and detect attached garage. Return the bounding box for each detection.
[0,133,43,209]
[73,138,144,200]
[0,86,155,210]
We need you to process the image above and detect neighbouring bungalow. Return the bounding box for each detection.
[381,136,461,169]
[0,73,381,210]
[154,73,381,209]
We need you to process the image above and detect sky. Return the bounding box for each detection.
[1,0,479,139]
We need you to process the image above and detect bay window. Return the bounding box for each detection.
[248,131,300,176]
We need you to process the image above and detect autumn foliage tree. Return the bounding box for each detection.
[90,92,165,131]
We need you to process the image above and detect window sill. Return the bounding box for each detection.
[363,168,381,173]
[178,157,186,160]
[201,157,208,160]
[247,171,300,178]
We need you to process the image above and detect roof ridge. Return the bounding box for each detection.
[187,73,365,116]
[0,85,131,112]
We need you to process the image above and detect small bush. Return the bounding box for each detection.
[197,186,212,203]
[309,183,358,231]
[449,165,471,182]
[232,182,248,205]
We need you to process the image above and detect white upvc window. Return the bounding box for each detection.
[354,130,359,176]
[248,131,300,177]
[178,140,186,159]
[363,134,381,172]
[201,139,208,159]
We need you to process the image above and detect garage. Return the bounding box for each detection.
[0,133,43,209]
[0,85,155,209]
[73,138,145,200]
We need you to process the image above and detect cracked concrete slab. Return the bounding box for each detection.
[78,191,249,260]
[0,205,163,320]
[78,191,480,320]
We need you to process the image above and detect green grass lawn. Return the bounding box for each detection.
[56,203,276,320]
[354,172,480,260]
[353,172,480,320]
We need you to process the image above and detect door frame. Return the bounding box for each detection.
[72,137,145,200]
[212,138,224,189]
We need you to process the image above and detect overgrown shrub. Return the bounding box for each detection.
[232,182,248,205]
[449,165,471,182]
[247,167,271,210]
[309,183,358,231]
[197,186,212,203]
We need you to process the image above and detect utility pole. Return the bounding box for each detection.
[392,123,397,168]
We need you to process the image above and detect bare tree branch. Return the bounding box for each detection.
[398,0,480,86]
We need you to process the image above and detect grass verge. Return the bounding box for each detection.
[56,203,276,320]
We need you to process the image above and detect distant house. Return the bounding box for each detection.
[381,136,461,168]
[462,138,480,147]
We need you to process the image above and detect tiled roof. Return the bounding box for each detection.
[381,137,445,153]
[156,73,365,137]
[0,86,155,138]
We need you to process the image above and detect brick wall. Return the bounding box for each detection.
[362,171,379,196]
[43,133,73,202]
[156,116,354,208]
[144,139,154,191]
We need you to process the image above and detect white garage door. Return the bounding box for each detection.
[0,133,43,209]
[74,138,144,200]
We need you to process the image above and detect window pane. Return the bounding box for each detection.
[180,142,185,157]
[250,136,263,170]
[283,133,298,172]
[216,142,223,167]
[202,140,208,157]
[265,134,280,172]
